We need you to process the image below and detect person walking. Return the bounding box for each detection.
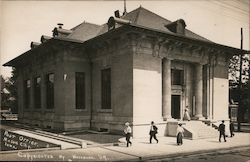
[176,123,184,145]
[230,120,235,137]
[149,121,158,144]
[218,120,227,142]
[124,122,132,147]
[183,106,191,121]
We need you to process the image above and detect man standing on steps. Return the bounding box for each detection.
[218,120,227,142]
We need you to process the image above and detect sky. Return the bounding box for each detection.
[0,0,249,78]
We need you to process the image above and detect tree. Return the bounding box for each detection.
[0,68,18,113]
[229,53,250,130]
[7,68,18,113]
[1,75,11,110]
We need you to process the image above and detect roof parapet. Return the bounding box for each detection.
[52,24,73,37]
[107,16,131,31]
[41,35,52,43]
[30,42,41,49]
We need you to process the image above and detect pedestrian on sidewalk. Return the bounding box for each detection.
[124,122,132,147]
[218,120,227,142]
[176,123,184,145]
[230,120,235,137]
[183,106,191,121]
[149,121,158,144]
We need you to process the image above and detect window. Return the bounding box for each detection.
[75,72,85,109]
[46,73,54,109]
[24,80,31,109]
[101,68,111,109]
[34,77,41,109]
[171,69,184,85]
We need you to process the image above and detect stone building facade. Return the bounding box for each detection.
[4,7,249,138]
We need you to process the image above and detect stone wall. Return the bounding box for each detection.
[90,39,133,133]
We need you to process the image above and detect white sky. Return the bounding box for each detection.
[0,0,249,78]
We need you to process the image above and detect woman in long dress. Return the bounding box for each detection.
[176,123,184,145]
[124,122,132,147]
[183,106,191,121]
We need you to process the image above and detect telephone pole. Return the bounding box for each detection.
[237,28,243,132]
[123,0,127,15]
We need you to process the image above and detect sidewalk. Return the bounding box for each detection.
[111,132,250,160]
[1,132,249,161]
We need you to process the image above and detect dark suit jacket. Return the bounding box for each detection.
[219,123,225,132]
[149,125,158,135]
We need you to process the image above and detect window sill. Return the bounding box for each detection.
[23,109,32,112]
[97,109,112,113]
[75,109,87,112]
[33,109,42,112]
[45,109,55,112]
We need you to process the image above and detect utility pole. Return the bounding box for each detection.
[237,28,243,132]
[248,57,250,123]
[123,0,127,15]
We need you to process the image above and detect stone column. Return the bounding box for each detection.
[194,63,203,119]
[162,58,172,120]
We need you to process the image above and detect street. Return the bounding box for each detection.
[1,123,250,162]
[149,147,250,162]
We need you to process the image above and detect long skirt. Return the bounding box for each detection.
[177,132,183,145]
[183,112,191,121]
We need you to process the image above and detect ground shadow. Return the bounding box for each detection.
[140,142,151,144]
[208,140,220,143]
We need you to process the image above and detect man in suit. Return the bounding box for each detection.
[219,120,226,142]
[149,121,158,144]
[230,120,235,137]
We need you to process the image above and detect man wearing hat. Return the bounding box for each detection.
[124,122,132,147]
[218,120,227,142]
[149,121,159,144]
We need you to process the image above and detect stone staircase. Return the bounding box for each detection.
[182,121,218,139]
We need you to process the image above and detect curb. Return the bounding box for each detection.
[120,145,250,161]
[0,146,61,154]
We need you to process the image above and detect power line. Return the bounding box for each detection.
[211,1,249,15]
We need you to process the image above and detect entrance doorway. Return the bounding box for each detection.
[171,95,181,119]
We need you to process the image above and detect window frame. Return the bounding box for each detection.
[24,79,31,109]
[75,72,86,110]
[34,76,42,109]
[46,73,54,109]
[171,69,184,86]
[101,68,111,110]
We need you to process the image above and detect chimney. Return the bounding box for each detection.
[57,23,63,28]
[114,10,120,18]
[176,19,186,35]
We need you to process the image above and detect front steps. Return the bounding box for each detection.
[182,121,218,139]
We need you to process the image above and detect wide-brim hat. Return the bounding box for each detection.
[125,122,130,126]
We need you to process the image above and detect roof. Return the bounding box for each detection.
[84,24,249,55]
[67,22,102,42]
[121,7,211,42]
[65,6,211,42]
[3,6,249,67]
